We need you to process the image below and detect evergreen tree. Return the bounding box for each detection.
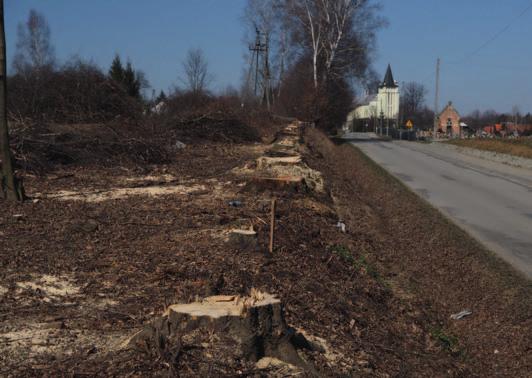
[108,54,147,100]
[108,54,124,84]
[123,61,140,98]
[156,90,167,103]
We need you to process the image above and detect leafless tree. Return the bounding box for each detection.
[181,48,212,94]
[281,0,383,89]
[401,82,427,116]
[0,0,24,200]
[12,9,55,74]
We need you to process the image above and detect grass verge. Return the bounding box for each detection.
[445,138,532,159]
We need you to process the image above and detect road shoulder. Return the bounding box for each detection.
[305,128,532,377]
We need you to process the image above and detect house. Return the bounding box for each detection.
[345,64,400,132]
[438,101,461,137]
[483,123,532,136]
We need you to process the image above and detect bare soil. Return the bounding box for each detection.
[0,122,529,376]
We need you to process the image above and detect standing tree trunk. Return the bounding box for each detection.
[0,0,24,201]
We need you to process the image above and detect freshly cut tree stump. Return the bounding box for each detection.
[278,128,299,137]
[256,155,302,170]
[245,175,306,192]
[266,144,300,158]
[228,229,258,251]
[276,136,298,148]
[125,291,317,373]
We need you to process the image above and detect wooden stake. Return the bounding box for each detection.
[269,198,276,254]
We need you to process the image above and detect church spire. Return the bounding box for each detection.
[381,64,398,88]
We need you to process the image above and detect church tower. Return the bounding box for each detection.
[377,64,400,122]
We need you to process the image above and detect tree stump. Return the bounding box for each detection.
[125,291,317,373]
[245,176,307,193]
[256,155,302,170]
[228,229,258,251]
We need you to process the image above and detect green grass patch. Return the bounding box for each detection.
[330,245,383,282]
[431,328,462,356]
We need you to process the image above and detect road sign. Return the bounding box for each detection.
[406,120,413,128]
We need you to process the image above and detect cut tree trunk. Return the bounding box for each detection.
[245,176,306,193]
[228,229,258,251]
[256,155,302,170]
[125,291,318,374]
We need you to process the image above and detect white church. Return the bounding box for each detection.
[345,64,400,132]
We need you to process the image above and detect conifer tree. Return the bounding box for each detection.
[156,90,167,103]
[123,61,140,98]
[108,54,124,84]
[109,54,147,100]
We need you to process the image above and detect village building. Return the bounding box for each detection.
[437,101,462,137]
[345,64,400,132]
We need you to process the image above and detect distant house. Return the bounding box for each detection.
[438,101,461,137]
[483,123,532,136]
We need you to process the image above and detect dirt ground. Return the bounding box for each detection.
[0,122,529,376]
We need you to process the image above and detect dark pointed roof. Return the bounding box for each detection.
[380,64,398,88]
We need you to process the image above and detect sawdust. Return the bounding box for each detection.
[122,174,178,184]
[268,164,325,192]
[91,297,120,310]
[0,321,124,360]
[255,357,302,374]
[40,183,206,202]
[16,274,80,301]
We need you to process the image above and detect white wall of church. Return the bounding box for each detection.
[376,87,400,120]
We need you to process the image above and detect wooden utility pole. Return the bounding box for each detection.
[433,58,440,138]
[0,0,24,201]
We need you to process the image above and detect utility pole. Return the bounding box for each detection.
[263,34,271,111]
[433,57,440,139]
[247,27,271,111]
[0,0,24,201]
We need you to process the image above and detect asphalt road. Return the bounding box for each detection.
[350,138,532,279]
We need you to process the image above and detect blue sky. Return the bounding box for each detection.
[5,0,532,114]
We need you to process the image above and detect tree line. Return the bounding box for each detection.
[242,0,386,129]
[1,2,387,200]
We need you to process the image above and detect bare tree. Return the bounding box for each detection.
[401,82,427,117]
[181,48,211,94]
[280,0,383,89]
[12,9,55,74]
[0,0,24,200]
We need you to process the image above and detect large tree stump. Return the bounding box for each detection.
[243,175,307,194]
[125,291,317,373]
[256,155,302,170]
[228,229,258,251]
[266,144,300,158]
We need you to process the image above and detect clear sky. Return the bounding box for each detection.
[5,0,532,114]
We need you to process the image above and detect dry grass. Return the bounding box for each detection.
[446,138,532,159]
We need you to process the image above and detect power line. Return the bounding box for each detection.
[448,1,532,64]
